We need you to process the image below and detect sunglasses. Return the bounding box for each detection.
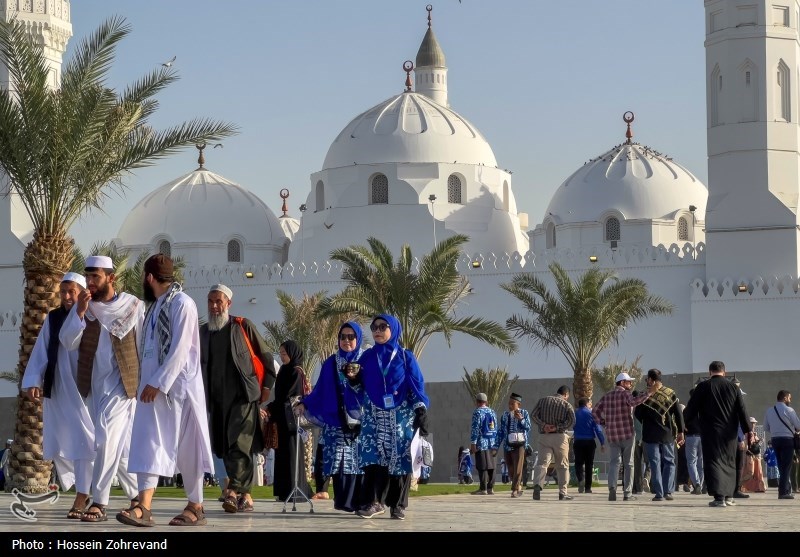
[370,323,389,332]
[338,333,356,341]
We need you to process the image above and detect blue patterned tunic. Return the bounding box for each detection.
[471,406,500,451]
[358,394,419,475]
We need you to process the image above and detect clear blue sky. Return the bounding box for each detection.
[68,0,707,253]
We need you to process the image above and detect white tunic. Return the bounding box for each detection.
[20,308,95,487]
[128,291,213,477]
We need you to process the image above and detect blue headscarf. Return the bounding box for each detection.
[361,314,429,410]
[301,322,364,428]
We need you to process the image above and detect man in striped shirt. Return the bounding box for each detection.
[592,372,653,501]
[530,386,575,501]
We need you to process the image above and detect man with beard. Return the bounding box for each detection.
[683,361,753,507]
[199,284,275,513]
[117,254,213,527]
[61,256,144,522]
[21,272,96,519]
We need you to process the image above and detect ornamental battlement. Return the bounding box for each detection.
[180,242,707,289]
[691,275,800,301]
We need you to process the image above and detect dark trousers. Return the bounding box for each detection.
[313,443,330,494]
[632,441,650,493]
[361,464,410,510]
[772,437,795,497]
[475,449,495,491]
[573,439,597,489]
[223,447,253,494]
[504,446,525,492]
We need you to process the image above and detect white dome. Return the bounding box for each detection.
[545,142,708,223]
[117,169,285,248]
[322,91,497,169]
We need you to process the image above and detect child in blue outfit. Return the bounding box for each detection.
[458,448,474,485]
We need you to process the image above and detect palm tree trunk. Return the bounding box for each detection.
[8,229,73,493]
[573,366,594,402]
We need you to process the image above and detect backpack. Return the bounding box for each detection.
[480,410,498,439]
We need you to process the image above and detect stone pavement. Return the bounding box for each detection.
[0,487,798,538]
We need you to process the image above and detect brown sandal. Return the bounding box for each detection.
[80,504,107,522]
[222,495,238,513]
[115,503,154,527]
[169,505,206,526]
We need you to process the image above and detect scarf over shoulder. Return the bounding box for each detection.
[361,314,429,411]
[302,321,364,428]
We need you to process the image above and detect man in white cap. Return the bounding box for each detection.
[118,253,212,527]
[199,284,276,514]
[593,371,655,501]
[60,255,143,522]
[21,272,96,519]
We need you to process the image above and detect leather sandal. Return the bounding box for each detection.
[80,504,107,522]
[115,503,154,527]
[237,496,254,512]
[222,495,238,513]
[169,505,207,526]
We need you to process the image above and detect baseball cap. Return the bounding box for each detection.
[476,392,488,402]
[615,372,633,383]
[749,417,757,423]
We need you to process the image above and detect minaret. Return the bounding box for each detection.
[414,5,448,107]
[0,1,73,92]
[0,1,72,247]
[704,0,800,281]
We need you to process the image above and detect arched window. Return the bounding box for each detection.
[605,217,621,242]
[227,239,242,262]
[158,240,171,257]
[678,217,689,241]
[546,222,556,249]
[447,174,462,204]
[315,180,324,212]
[371,174,388,204]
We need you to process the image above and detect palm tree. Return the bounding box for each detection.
[593,355,643,397]
[502,262,673,401]
[462,365,519,412]
[262,290,357,383]
[0,16,237,492]
[318,234,518,357]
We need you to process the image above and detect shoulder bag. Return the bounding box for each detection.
[773,406,800,451]
[233,317,265,387]
[506,412,525,447]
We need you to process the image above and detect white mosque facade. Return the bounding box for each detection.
[1,0,799,428]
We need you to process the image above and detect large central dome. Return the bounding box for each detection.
[322,91,497,169]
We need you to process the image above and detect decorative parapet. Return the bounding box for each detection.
[180,242,707,286]
[692,275,800,300]
[0,311,22,331]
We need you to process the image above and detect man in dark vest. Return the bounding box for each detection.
[199,283,276,514]
[61,255,144,522]
[21,272,95,519]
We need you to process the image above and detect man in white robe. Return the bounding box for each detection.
[61,255,143,522]
[117,253,213,527]
[21,272,95,519]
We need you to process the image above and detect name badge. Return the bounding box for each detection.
[383,395,395,408]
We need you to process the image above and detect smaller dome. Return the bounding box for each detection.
[323,92,497,169]
[545,142,707,224]
[117,169,284,249]
[416,27,445,68]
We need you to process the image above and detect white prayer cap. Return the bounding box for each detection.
[85,255,113,270]
[209,283,233,300]
[61,272,86,289]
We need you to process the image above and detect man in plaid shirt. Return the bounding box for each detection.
[593,373,654,501]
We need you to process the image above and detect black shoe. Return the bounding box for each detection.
[708,499,726,508]
[532,485,541,500]
[652,496,664,502]
[779,494,796,500]
[608,491,617,501]
[623,495,637,501]
[584,489,593,494]
[664,494,674,501]
[724,497,736,506]
[733,491,750,499]
[559,494,573,501]
[391,507,405,520]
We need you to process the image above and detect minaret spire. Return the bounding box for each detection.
[413,5,448,106]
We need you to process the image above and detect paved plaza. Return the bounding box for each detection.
[0,487,797,541]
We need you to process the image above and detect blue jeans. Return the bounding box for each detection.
[685,435,704,489]
[644,441,676,498]
[772,436,795,498]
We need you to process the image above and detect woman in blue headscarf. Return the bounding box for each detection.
[296,321,366,512]
[354,314,429,520]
